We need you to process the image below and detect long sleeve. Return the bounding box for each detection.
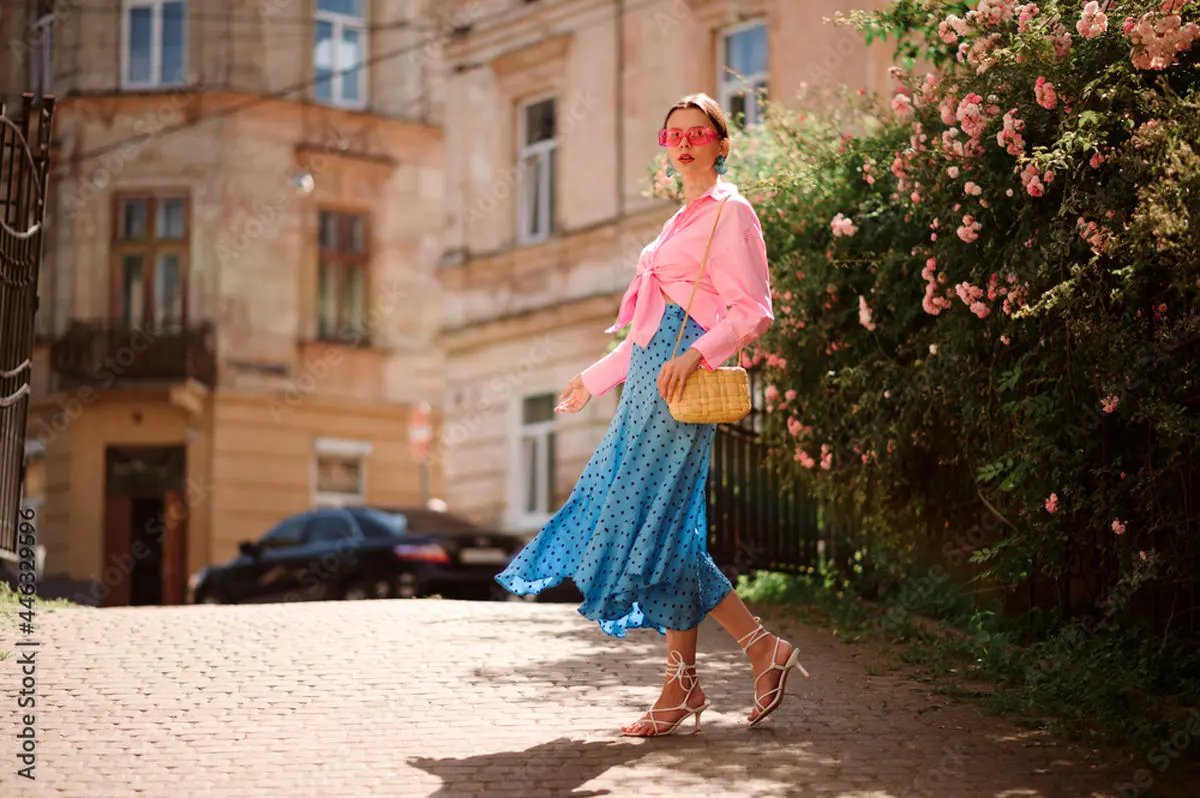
[690,209,774,369]
[580,335,633,397]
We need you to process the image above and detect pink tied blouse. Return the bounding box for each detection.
[580,181,774,397]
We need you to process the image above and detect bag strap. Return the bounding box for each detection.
[670,195,735,363]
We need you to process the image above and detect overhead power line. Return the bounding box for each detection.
[52,0,724,172]
[0,1,435,29]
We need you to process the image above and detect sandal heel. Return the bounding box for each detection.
[737,617,813,728]
[620,652,707,738]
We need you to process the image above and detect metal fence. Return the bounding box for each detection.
[706,368,862,577]
[0,95,55,561]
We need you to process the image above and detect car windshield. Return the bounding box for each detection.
[345,507,408,539]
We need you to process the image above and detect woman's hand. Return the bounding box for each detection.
[658,349,704,404]
[555,373,592,413]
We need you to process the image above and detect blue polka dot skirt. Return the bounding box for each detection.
[495,304,734,638]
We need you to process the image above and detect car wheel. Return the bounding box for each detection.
[341,579,372,601]
[194,589,220,605]
[394,572,420,599]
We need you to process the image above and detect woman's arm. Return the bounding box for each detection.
[580,335,633,396]
[689,205,774,369]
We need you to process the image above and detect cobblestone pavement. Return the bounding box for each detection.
[1,598,1191,797]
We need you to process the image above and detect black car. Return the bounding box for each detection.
[187,505,530,604]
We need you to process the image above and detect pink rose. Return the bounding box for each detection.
[1077,1,1109,39]
[1034,76,1059,109]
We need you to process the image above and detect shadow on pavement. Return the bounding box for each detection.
[462,603,1148,798]
[406,736,634,796]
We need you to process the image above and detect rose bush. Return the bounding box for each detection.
[648,0,1200,639]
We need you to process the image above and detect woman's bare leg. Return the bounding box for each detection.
[707,588,800,723]
[621,627,707,736]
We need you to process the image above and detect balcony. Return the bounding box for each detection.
[49,321,217,391]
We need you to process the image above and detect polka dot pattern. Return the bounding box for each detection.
[495,304,734,638]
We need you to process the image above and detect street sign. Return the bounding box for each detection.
[409,401,432,463]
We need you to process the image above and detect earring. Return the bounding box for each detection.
[666,163,676,177]
[714,154,727,175]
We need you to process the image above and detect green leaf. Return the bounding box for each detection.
[997,366,1023,392]
[977,460,1008,483]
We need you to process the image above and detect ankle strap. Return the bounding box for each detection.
[664,649,697,680]
[736,616,769,651]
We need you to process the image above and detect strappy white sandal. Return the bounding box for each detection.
[621,650,710,737]
[736,616,812,728]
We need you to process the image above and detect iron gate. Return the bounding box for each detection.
[705,369,862,578]
[0,94,55,563]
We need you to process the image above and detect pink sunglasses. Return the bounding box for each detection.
[658,126,719,147]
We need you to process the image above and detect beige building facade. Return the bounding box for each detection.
[436,0,897,536]
[2,0,447,605]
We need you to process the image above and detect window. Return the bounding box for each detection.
[718,21,768,127]
[517,97,556,245]
[122,0,187,89]
[316,210,368,343]
[304,513,355,544]
[111,196,188,330]
[313,437,371,507]
[346,507,407,539]
[260,517,306,549]
[314,0,367,107]
[512,393,556,526]
[30,1,54,95]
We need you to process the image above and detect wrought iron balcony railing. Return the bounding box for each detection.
[49,321,216,390]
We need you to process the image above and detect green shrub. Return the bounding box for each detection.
[658,0,1200,754]
[651,0,1200,641]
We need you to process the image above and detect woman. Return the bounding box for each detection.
[495,93,809,737]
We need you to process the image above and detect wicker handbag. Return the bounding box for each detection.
[666,196,753,425]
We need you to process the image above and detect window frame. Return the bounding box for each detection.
[313,0,369,109]
[716,18,769,127]
[120,0,188,90]
[312,437,372,508]
[516,94,557,246]
[109,193,190,331]
[316,208,370,345]
[508,392,557,531]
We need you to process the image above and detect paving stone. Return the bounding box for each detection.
[0,599,1192,796]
